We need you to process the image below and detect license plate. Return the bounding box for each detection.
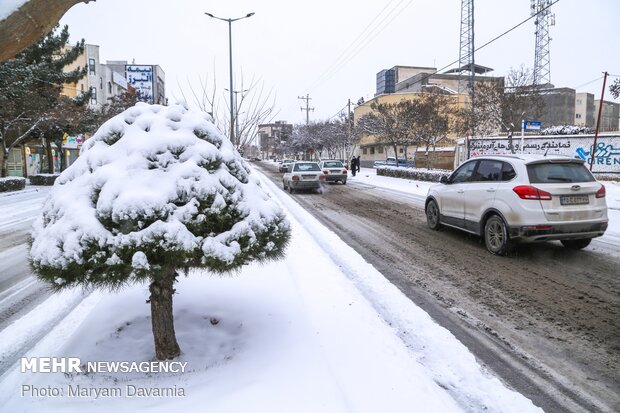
[302,175,316,180]
[560,195,589,205]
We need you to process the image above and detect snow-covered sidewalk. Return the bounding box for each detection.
[0,171,547,412]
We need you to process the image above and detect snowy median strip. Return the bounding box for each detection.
[255,168,542,412]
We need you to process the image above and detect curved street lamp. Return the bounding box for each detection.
[205,12,255,148]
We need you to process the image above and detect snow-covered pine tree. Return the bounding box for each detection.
[30,103,291,360]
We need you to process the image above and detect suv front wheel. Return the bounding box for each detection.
[426,200,441,230]
[484,215,512,256]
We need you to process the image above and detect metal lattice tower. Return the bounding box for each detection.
[458,0,474,94]
[531,0,555,86]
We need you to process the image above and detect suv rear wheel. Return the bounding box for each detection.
[484,215,512,256]
[561,238,592,250]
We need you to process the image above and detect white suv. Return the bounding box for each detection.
[425,154,608,255]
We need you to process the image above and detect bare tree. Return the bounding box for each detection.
[176,73,277,154]
[229,76,278,153]
[473,66,545,152]
[357,100,415,166]
[405,93,460,169]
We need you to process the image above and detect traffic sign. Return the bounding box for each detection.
[523,120,541,131]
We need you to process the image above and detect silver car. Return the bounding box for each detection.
[282,161,325,193]
[318,160,348,184]
[425,154,608,255]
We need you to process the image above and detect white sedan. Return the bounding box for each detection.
[318,160,348,184]
[282,161,325,193]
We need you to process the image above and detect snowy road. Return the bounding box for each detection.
[0,188,53,329]
[0,187,91,375]
[255,161,620,413]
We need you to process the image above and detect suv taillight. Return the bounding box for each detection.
[342,170,347,174]
[513,185,552,200]
[292,175,300,181]
[323,170,329,174]
[596,184,606,198]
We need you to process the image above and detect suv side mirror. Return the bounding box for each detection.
[440,175,448,184]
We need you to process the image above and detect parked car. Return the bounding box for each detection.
[425,154,608,255]
[282,161,325,193]
[373,156,415,168]
[279,159,294,173]
[318,159,348,184]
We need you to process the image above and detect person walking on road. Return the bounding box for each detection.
[356,156,361,173]
[350,156,358,177]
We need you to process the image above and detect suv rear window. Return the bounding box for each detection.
[527,162,595,183]
[323,161,343,168]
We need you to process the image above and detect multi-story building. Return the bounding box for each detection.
[574,92,595,128]
[258,121,293,159]
[62,44,133,110]
[537,87,577,127]
[106,61,166,105]
[354,92,465,167]
[594,100,620,132]
[376,65,502,96]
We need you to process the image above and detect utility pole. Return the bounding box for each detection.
[347,98,352,160]
[298,94,314,125]
[590,71,608,171]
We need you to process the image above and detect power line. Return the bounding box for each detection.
[572,76,604,90]
[294,0,561,124]
[305,0,414,94]
[399,0,561,93]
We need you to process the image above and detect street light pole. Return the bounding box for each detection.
[224,88,249,148]
[205,11,255,148]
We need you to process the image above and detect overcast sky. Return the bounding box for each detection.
[59,0,620,125]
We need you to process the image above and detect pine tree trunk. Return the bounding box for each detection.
[149,269,181,360]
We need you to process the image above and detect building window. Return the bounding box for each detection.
[576,113,582,119]
[370,147,375,155]
[399,147,404,153]
[90,87,97,105]
[107,82,112,94]
[576,99,582,105]
[362,148,368,155]
[100,77,103,89]
[378,146,383,154]
[89,58,96,75]
[80,83,84,92]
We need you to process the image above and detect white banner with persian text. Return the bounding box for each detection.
[466,135,620,173]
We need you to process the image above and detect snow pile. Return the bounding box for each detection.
[30,103,289,287]
[541,125,595,135]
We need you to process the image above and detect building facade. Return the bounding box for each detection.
[594,100,620,132]
[354,92,465,167]
[258,121,293,159]
[574,92,595,128]
[106,61,166,105]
